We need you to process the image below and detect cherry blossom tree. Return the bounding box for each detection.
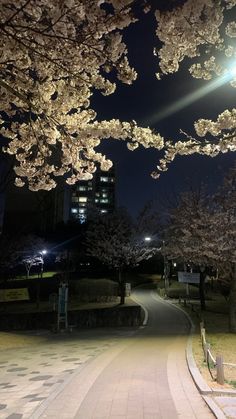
[0,233,46,278]
[0,0,164,191]
[163,188,211,309]
[164,165,236,331]
[86,209,157,304]
[153,0,236,176]
[0,0,236,190]
[212,164,236,332]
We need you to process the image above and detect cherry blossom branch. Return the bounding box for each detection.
[2,0,32,27]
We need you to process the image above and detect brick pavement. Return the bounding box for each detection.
[0,287,234,418]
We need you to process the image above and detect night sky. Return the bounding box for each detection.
[93,9,235,217]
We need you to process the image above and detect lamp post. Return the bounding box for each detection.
[36,249,47,309]
[39,249,47,280]
[162,241,169,291]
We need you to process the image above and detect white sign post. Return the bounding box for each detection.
[178,272,200,297]
[57,281,68,331]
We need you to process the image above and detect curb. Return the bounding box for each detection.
[203,396,227,419]
[130,292,148,327]
[151,292,228,419]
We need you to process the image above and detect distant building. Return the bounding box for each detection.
[69,167,116,223]
[3,167,116,234]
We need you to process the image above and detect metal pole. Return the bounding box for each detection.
[163,241,169,290]
[216,355,224,385]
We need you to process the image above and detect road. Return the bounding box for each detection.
[0,286,214,418]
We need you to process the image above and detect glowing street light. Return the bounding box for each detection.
[144,237,151,242]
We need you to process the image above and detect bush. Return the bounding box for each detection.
[69,278,119,302]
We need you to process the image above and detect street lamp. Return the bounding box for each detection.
[36,249,47,309]
[39,249,47,279]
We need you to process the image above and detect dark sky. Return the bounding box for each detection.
[93,9,235,217]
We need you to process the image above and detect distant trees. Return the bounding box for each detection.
[164,164,236,331]
[163,188,211,310]
[0,233,46,279]
[86,207,158,304]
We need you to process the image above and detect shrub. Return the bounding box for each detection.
[69,278,119,303]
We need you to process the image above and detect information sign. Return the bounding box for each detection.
[178,272,200,284]
[0,288,29,302]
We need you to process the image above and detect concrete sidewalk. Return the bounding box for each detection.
[0,288,235,418]
[37,289,214,419]
[37,335,213,419]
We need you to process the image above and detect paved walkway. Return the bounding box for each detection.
[0,286,217,418]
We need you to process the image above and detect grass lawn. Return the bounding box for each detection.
[0,332,47,350]
[140,273,236,390]
[15,271,57,280]
[163,280,236,390]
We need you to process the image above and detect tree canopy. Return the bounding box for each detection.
[163,165,236,330]
[1,0,236,191]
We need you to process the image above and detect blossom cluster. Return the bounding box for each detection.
[0,0,138,190]
[0,0,236,190]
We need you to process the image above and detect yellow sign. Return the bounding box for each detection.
[0,288,29,302]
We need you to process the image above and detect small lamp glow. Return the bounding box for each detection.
[41,249,47,255]
[144,237,151,242]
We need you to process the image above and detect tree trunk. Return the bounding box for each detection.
[36,280,40,310]
[25,264,30,279]
[118,268,125,305]
[229,263,236,333]
[199,270,206,311]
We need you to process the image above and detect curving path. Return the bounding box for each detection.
[0,286,214,418]
[41,286,214,419]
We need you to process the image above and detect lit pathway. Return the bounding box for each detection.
[0,287,214,418]
[70,287,213,419]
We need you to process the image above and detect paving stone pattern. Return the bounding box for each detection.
[0,329,133,419]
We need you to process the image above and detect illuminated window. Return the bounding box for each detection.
[71,208,78,214]
[72,197,79,203]
[100,176,108,182]
[95,199,99,203]
[79,197,87,203]
[79,203,86,207]
[100,198,109,203]
[110,178,114,182]
[79,186,87,191]
[79,208,85,214]
[102,193,107,198]
[101,209,108,214]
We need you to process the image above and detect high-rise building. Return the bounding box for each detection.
[69,167,116,223]
[2,167,116,234]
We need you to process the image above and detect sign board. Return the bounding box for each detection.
[0,288,29,302]
[58,283,68,315]
[178,272,200,284]
[57,282,68,330]
[125,283,131,297]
